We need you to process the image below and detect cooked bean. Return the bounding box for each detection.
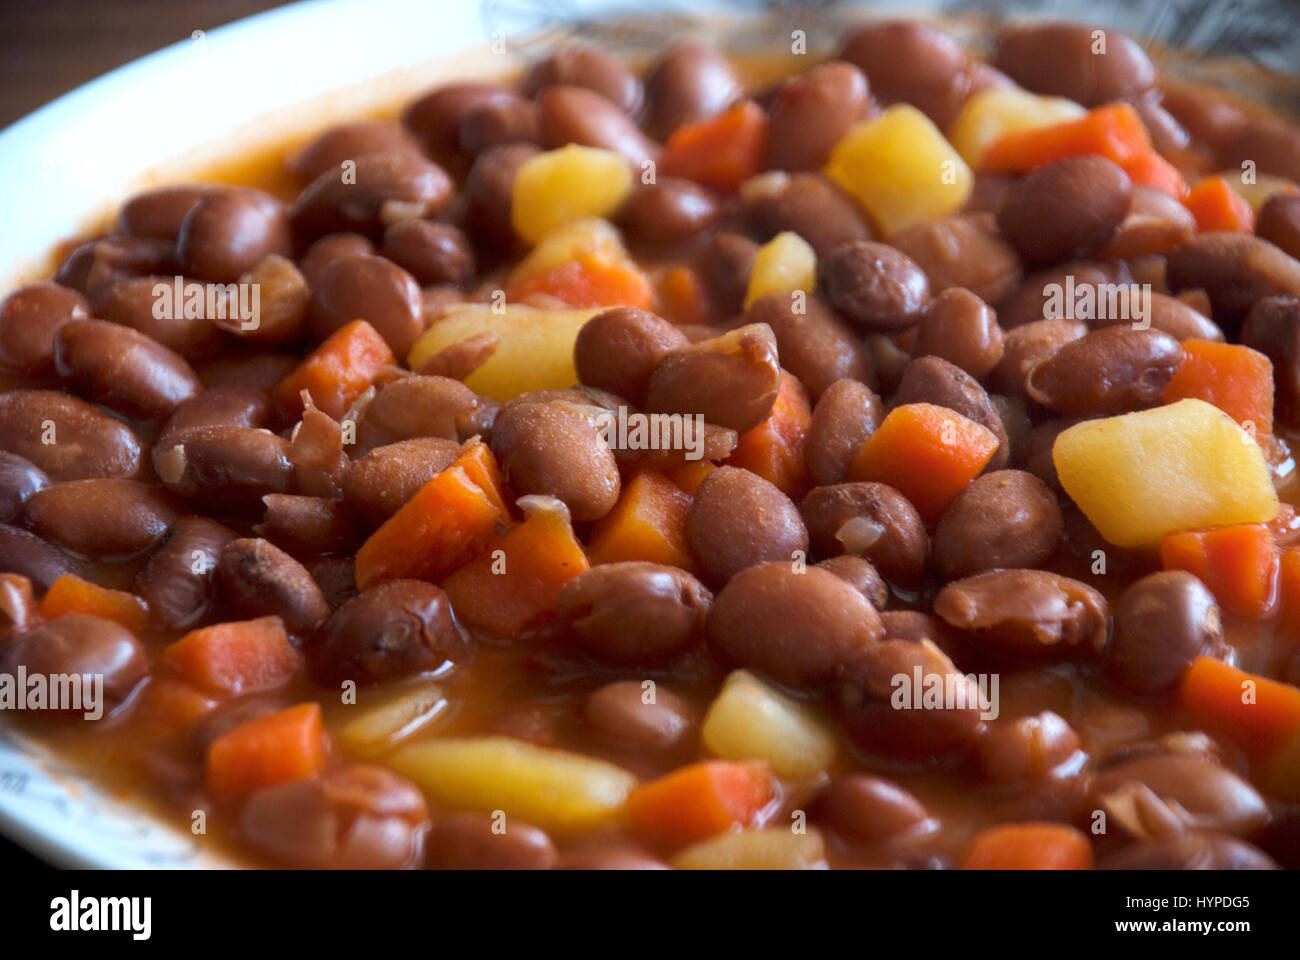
[95,275,223,358]
[290,152,454,242]
[708,563,881,688]
[287,120,424,181]
[557,562,711,663]
[241,765,428,869]
[934,569,1109,659]
[379,220,475,287]
[1026,327,1182,415]
[616,178,720,250]
[157,384,271,451]
[307,578,465,686]
[308,254,423,356]
[738,172,873,258]
[53,318,201,421]
[890,215,1023,305]
[177,189,292,284]
[645,323,780,432]
[934,471,1062,581]
[821,241,930,332]
[153,425,292,513]
[1257,193,1300,260]
[1100,186,1197,260]
[698,232,759,316]
[57,236,175,300]
[196,350,298,393]
[463,143,540,252]
[995,21,1155,106]
[1092,754,1268,838]
[979,711,1082,782]
[574,307,688,405]
[308,556,357,611]
[1021,418,1079,495]
[0,282,90,376]
[583,680,695,751]
[524,44,643,116]
[425,811,556,870]
[458,95,543,156]
[298,232,376,288]
[219,254,311,345]
[354,375,488,452]
[914,288,1004,380]
[800,482,928,588]
[815,555,888,609]
[254,494,360,558]
[1099,832,1276,870]
[645,42,741,139]
[25,479,176,559]
[1242,295,1300,423]
[688,467,808,585]
[0,451,48,524]
[998,157,1132,265]
[1093,291,1222,342]
[764,61,871,171]
[879,610,968,661]
[743,292,871,399]
[838,19,973,128]
[805,379,882,488]
[0,615,147,715]
[342,436,460,526]
[216,537,329,634]
[117,183,213,240]
[1218,118,1300,182]
[996,260,1133,330]
[538,86,659,168]
[1108,571,1226,694]
[0,523,82,590]
[816,774,938,845]
[1166,232,1300,330]
[988,318,1086,399]
[134,516,236,629]
[895,355,1010,468]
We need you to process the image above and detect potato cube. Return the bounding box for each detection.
[511,145,633,244]
[744,231,817,309]
[339,682,449,753]
[701,670,837,777]
[671,827,827,870]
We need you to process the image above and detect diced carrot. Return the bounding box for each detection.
[656,265,710,327]
[725,370,813,499]
[1279,547,1300,642]
[1123,148,1190,199]
[961,823,1093,870]
[1180,656,1300,757]
[273,319,394,420]
[588,469,695,572]
[1163,339,1273,445]
[1161,524,1278,618]
[354,439,511,590]
[848,402,999,524]
[441,496,589,637]
[507,251,654,310]
[136,679,220,736]
[161,616,302,696]
[1185,176,1255,233]
[37,574,149,634]
[664,460,716,496]
[205,702,328,796]
[626,759,774,846]
[660,101,767,195]
[981,103,1151,174]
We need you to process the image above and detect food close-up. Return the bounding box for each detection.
[1,2,1300,875]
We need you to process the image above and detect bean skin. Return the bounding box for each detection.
[0,523,83,590]
[354,375,489,452]
[308,254,424,356]
[583,680,695,752]
[687,466,808,585]
[914,288,1004,380]
[645,323,781,433]
[616,178,721,250]
[933,470,1063,581]
[800,482,928,588]
[820,241,930,333]
[54,318,202,422]
[978,711,1082,783]
[644,42,742,140]
[998,157,1132,265]
[342,437,461,526]
[738,172,873,259]
[816,774,939,845]
[177,188,292,284]
[117,183,214,240]
[743,293,871,400]
[25,479,177,559]
[0,451,49,524]
[425,812,556,870]
[989,319,1086,400]
[574,307,688,405]
[804,379,883,488]
[463,143,540,253]
[0,282,90,376]
[538,86,659,168]
[1026,327,1182,415]
[0,615,147,716]
[1092,753,1268,838]
[134,516,236,630]
[153,425,292,513]
[764,61,871,171]
[815,555,888,609]
[217,537,330,635]
[1107,571,1226,693]
[289,152,454,242]
[890,215,1023,306]
[254,494,361,558]
[379,220,475,287]
[838,19,973,129]
[156,383,271,451]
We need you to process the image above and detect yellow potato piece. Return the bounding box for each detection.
[390,736,637,834]
[672,828,827,870]
[407,303,599,402]
[702,670,837,778]
[744,231,817,310]
[949,87,1085,167]
[339,682,448,754]
[506,217,632,289]
[511,145,633,244]
[824,104,973,235]
[1053,398,1279,548]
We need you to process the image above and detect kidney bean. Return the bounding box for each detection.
[933,471,1062,581]
[157,383,270,451]
[56,235,175,301]
[290,152,454,242]
[1100,832,1276,870]
[134,516,235,629]
[154,425,292,513]
[196,351,298,394]
[574,307,689,406]
[617,177,720,250]
[342,436,460,526]
[764,61,871,171]
[95,275,223,358]
[1108,571,1226,694]
[0,282,90,376]
[1026,327,1182,415]
[212,253,310,345]
[644,42,742,139]
[0,452,48,525]
[538,86,659,168]
[1218,118,1300,182]
[697,231,759,316]
[354,375,488,452]
[687,466,808,585]
[1093,753,1269,837]
[0,523,82,590]
[879,610,969,662]
[800,482,928,588]
[583,679,695,751]
[1020,418,1079,495]
[0,390,141,481]
[308,254,423,356]
[54,318,201,421]
[996,260,1133,330]
[463,143,540,253]
[403,82,518,157]
[913,288,1004,380]
[25,478,176,559]
[1100,186,1197,260]
[934,569,1109,659]
[241,765,428,870]
[0,614,147,715]
[979,711,1082,782]
[216,537,329,634]
[815,555,888,609]
[1257,193,1300,260]
[821,241,930,332]
[1166,232,1300,331]
[1092,291,1222,343]
[1243,296,1300,423]
[308,556,357,611]
[557,562,711,663]
[459,97,545,155]
[997,157,1132,266]
[889,214,1023,307]
[379,220,475,287]
[425,811,556,870]
[743,293,871,400]
[287,120,424,181]
[738,172,873,259]
[816,774,939,845]
[297,233,373,289]
[804,379,882,488]
[645,323,780,433]
[177,189,292,284]
[838,19,973,128]
[117,183,214,240]
[307,578,465,686]
[989,319,1086,400]
[525,44,643,115]
[995,21,1155,106]
[254,494,360,558]
[708,562,881,688]
[896,355,1010,468]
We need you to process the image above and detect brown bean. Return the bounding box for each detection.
[583,680,694,753]
[0,523,82,590]
[0,452,48,525]
[838,19,972,128]
[698,231,759,316]
[134,516,236,630]
[914,288,1004,380]
[298,233,375,288]
[241,765,428,870]
[0,573,38,634]
[816,774,939,845]
[308,556,357,611]
[1257,193,1300,260]
[996,260,1133,330]
[1093,291,1223,342]
[379,220,475,287]
[25,478,176,559]
[1166,232,1300,330]
[463,143,540,252]
[0,282,90,376]
[1026,327,1182,415]
[525,44,643,116]
[738,171,873,259]
[287,120,424,181]
[57,235,175,301]
[54,318,202,421]
[1100,832,1276,870]
[645,323,780,433]
[616,177,720,250]
[1099,186,1197,260]
[820,241,930,332]
[764,61,871,171]
[0,390,141,481]
[355,375,489,452]
[220,254,311,345]
[997,156,1132,265]
[117,183,213,240]
[94,275,222,358]
[800,482,928,588]
[308,254,423,356]
[934,569,1109,659]
[1243,296,1300,424]
[708,562,881,688]
[196,350,298,394]
[217,537,329,634]
[425,811,556,870]
[978,711,1083,782]
[157,383,271,451]
[538,86,659,168]
[988,319,1086,400]
[342,436,461,526]
[1021,418,1079,495]
[815,555,888,609]
[1108,571,1226,694]
[0,615,147,715]
[896,355,1009,468]
[1218,119,1300,183]
[177,189,292,284]
[688,466,808,585]
[557,562,711,663]
[933,471,1063,581]
[307,578,466,686]
[458,96,543,156]
[403,82,518,158]
[645,42,741,139]
[153,425,292,513]
[290,152,454,242]
[743,293,871,400]
[804,379,882,488]
[254,494,360,558]
[891,215,1023,306]
[995,22,1155,106]
[574,307,689,405]
[1092,754,1268,838]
